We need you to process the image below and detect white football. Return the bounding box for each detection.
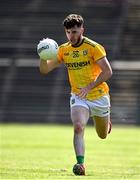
[37,38,58,60]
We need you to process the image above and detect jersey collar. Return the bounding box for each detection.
[71,37,85,48]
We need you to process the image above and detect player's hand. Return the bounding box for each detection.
[77,85,91,99]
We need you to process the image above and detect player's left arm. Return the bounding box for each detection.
[77,57,112,98]
[93,56,113,86]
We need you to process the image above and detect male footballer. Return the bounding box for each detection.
[39,14,112,175]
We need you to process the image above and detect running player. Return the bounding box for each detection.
[39,14,112,176]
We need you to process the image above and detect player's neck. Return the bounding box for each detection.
[72,36,84,47]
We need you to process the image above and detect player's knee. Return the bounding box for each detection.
[74,122,84,134]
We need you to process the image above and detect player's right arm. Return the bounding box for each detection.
[39,59,60,75]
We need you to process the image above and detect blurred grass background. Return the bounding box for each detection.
[0,124,140,179]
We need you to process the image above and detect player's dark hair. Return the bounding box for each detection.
[63,14,84,29]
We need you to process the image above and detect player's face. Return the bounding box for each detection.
[65,25,84,46]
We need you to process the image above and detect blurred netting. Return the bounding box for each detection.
[0,0,140,124]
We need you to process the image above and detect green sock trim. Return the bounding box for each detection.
[76,155,84,164]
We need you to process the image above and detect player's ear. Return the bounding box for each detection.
[81,27,84,34]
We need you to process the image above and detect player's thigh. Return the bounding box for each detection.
[93,115,110,138]
[71,106,89,126]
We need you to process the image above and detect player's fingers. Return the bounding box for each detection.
[77,91,86,99]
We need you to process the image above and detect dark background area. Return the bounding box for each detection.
[0,0,140,125]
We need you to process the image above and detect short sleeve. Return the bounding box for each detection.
[57,47,63,63]
[93,44,106,62]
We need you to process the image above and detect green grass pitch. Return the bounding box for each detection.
[0,124,140,179]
